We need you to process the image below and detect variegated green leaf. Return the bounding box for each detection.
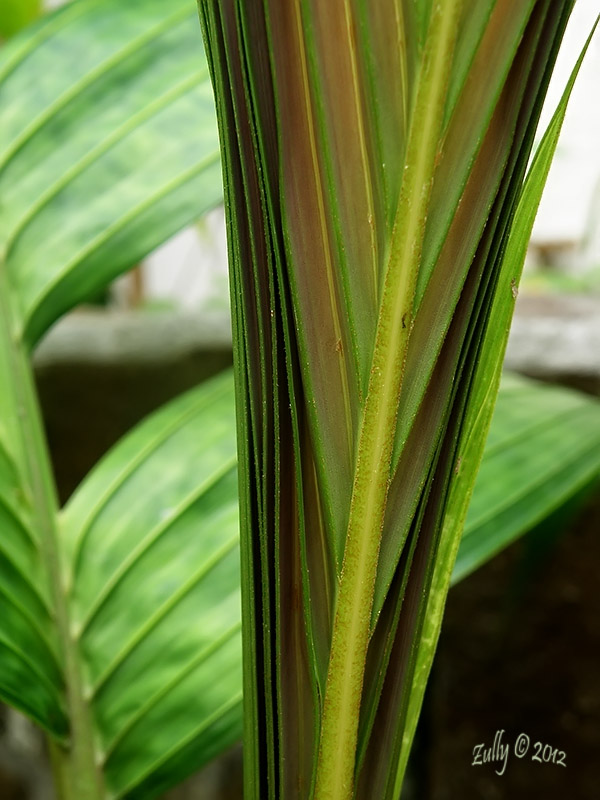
[63,369,597,792]
[60,370,241,799]
[454,375,600,582]
[0,1,596,798]
[0,0,221,347]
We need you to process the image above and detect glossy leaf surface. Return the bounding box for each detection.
[0,321,241,798]
[90,369,600,791]
[455,375,600,582]
[0,0,596,797]
[397,27,597,779]
[63,369,599,788]
[0,0,221,347]
[61,369,241,799]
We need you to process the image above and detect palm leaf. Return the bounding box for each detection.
[0,4,227,791]
[60,370,241,799]
[77,369,600,793]
[392,27,597,781]
[72,370,600,792]
[0,0,596,796]
[455,376,600,582]
[0,301,242,797]
[2,251,598,795]
[198,2,594,797]
[0,281,68,738]
[0,0,221,347]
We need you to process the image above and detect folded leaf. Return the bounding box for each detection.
[396,22,598,783]
[197,2,589,797]
[0,2,596,798]
[64,369,598,788]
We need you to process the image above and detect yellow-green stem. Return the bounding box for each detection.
[313,3,462,798]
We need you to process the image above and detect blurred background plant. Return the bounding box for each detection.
[0,1,599,799]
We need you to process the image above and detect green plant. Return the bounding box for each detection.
[0,0,41,40]
[198,1,598,798]
[0,2,236,796]
[0,1,598,798]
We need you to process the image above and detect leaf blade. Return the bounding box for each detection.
[0,0,223,346]
[61,370,243,799]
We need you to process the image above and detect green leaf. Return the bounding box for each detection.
[0,287,242,797]
[0,263,103,795]
[4,336,593,790]
[81,369,599,793]
[394,19,598,786]
[104,367,599,794]
[197,2,590,797]
[0,278,67,738]
[60,369,241,799]
[454,375,600,582]
[0,1,593,798]
[0,0,41,39]
[0,0,222,347]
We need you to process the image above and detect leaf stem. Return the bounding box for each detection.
[313,4,462,798]
[0,266,105,799]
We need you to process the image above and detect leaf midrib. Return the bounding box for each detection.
[0,265,103,790]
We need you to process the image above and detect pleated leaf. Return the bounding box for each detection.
[79,373,600,796]
[63,367,597,791]
[395,26,597,784]
[76,369,600,791]
[198,2,592,798]
[66,369,600,790]
[0,0,595,797]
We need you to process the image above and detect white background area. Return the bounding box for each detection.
[531,0,600,246]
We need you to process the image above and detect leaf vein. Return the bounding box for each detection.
[89,534,239,699]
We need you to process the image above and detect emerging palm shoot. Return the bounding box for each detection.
[198,2,595,798]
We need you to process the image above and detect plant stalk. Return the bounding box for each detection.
[0,266,105,800]
[313,3,462,798]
